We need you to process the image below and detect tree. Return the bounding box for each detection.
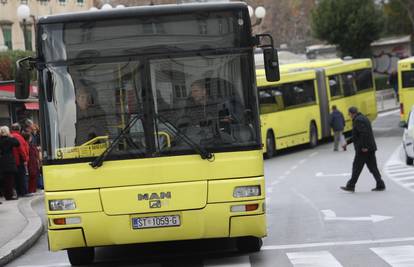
[311,0,384,58]
[0,50,34,81]
[383,0,414,37]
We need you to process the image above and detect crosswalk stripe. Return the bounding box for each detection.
[371,245,414,266]
[203,255,250,267]
[286,251,342,267]
[388,170,414,175]
[393,176,414,181]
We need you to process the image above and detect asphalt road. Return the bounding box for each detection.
[7,110,411,267]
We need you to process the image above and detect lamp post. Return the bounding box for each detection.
[248,5,266,27]
[17,4,30,51]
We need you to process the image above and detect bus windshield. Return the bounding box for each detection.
[44,53,259,161]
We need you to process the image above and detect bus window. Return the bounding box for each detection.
[341,72,356,96]
[259,88,282,113]
[402,70,414,88]
[328,75,342,98]
[355,69,373,91]
[282,80,316,107]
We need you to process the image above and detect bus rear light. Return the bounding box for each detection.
[53,217,81,225]
[231,204,259,212]
[401,103,404,115]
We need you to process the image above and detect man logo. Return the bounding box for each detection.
[149,200,161,208]
[138,192,171,201]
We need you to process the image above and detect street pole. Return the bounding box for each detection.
[22,18,27,50]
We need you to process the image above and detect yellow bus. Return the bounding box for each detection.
[398,56,414,123]
[259,58,377,157]
[15,3,280,265]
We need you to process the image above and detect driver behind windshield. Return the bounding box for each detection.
[75,86,107,145]
[176,78,246,139]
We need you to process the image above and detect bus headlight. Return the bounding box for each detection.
[233,185,261,198]
[49,199,76,211]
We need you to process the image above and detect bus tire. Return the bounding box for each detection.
[236,236,263,253]
[67,247,95,266]
[265,131,276,158]
[406,154,413,165]
[309,122,318,148]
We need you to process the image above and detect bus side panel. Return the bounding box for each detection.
[266,105,320,149]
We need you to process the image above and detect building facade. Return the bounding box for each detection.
[0,0,94,51]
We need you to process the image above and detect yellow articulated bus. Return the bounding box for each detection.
[259,58,377,157]
[398,56,414,123]
[15,3,281,265]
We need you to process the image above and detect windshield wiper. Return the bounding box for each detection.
[155,113,213,160]
[90,114,142,168]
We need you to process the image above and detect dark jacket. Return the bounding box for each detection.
[329,110,345,131]
[0,136,20,173]
[347,112,377,153]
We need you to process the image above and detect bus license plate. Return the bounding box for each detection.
[132,215,180,229]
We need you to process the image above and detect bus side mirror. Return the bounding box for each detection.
[263,48,280,82]
[15,58,31,99]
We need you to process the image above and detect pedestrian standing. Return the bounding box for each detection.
[340,107,386,192]
[0,126,20,200]
[329,105,346,151]
[388,71,399,102]
[23,132,39,194]
[10,123,29,196]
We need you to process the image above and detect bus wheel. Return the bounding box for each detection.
[67,247,95,266]
[309,123,318,148]
[406,154,413,165]
[265,131,276,158]
[236,236,263,253]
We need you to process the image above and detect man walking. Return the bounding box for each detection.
[329,105,346,151]
[340,107,386,192]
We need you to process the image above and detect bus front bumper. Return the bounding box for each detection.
[47,201,266,251]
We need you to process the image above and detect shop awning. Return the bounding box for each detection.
[24,102,39,110]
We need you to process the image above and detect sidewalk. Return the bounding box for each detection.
[0,194,43,266]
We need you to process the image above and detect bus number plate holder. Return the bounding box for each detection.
[132,215,180,229]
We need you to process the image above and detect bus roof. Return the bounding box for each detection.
[256,68,316,87]
[399,56,414,64]
[37,2,247,24]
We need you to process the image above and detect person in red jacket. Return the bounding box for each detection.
[10,123,29,196]
[22,132,40,193]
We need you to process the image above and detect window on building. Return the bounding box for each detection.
[1,25,12,50]
[77,0,84,5]
[21,0,28,4]
[58,0,66,5]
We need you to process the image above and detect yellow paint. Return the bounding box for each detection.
[48,229,86,251]
[259,58,377,154]
[398,56,414,123]
[45,150,266,251]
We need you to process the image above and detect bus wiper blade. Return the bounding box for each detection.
[155,113,213,160]
[90,114,142,168]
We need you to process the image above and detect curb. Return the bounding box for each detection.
[378,107,399,114]
[0,195,44,267]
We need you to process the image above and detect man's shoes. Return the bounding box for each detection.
[340,186,355,192]
[371,187,386,191]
